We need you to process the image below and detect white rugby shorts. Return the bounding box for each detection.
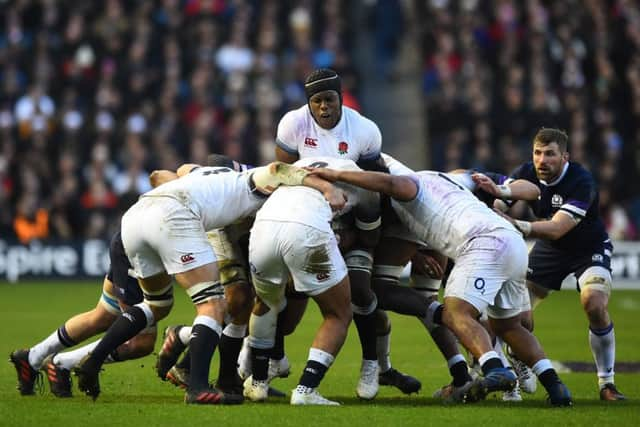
[121,196,216,278]
[249,220,347,301]
[444,228,528,319]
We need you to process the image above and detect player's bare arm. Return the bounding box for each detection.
[308,168,418,202]
[471,173,540,201]
[501,210,578,240]
[275,145,299,164]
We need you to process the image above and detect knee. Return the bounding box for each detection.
[581,293,607,322]
[225,281,254,320]
[149,303,173,322]
[520,311,534,331]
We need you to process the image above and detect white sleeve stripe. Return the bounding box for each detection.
[275,139,298,154]
[560,204,586,217]
[557,209,582,224]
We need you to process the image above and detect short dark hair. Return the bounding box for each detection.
[533,127,569,152]
[207,153,234,169]
[304,68,342,100]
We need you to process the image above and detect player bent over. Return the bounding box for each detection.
[72,161,341,404]
[308,164,573,406]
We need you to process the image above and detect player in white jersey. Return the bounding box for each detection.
[308,166,574,406]
[73,161,344,405]
[275,69,381,165]
[269,69,418,398]
[243,157,379,405]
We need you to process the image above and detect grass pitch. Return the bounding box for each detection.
[0,281,638,426]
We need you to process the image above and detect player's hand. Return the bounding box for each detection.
[305,167,340,182]
[324,187,347,211]
[411,250,445,279]
[471,173,500,196]
[149,169,178,188]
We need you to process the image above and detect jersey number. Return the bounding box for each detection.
[202,168,232,176]
[308,161,329,169]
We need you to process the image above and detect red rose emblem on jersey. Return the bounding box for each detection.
[338,141,348,155]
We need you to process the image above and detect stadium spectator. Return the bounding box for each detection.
[419,0,640,237]
[0,0,359,242]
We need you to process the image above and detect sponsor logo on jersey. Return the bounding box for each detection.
[316,272,330,282]
[551,194,563,207]
[180,253,195,264]
[338,141,349,155]
[592,254,604,263]
[304,137,318,148]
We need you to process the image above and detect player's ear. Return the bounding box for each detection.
[562,152,570,161]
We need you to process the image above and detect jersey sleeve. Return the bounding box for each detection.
[358,119,382,162]
[275,111,300,155]
[560,175,596,220]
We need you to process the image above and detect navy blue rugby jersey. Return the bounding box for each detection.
[509,161,608,252]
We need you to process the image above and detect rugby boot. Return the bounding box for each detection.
[9,349,42,396]
[356,359,379,400]
[379,367,421,394]
[166,365,190,389]
[42,354,72,397]
[290,385,340,406]
[546,380,573,406]
[464,367,517,403]
[433,380,474,404]
[599,383,626,401]
[184,386,244,405]
[267,355,291,381]
[156,325,187,381]
[243,376,269,402]
[74,355,101,401]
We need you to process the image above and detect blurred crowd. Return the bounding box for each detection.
[0,0,361,243]
[2,0,639,245]
[419,0,640,240]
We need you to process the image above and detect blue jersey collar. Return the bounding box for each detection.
[539,162,569,187]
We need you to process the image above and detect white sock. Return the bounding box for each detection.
[478,350,501,368]
[53,340,101,371]
[589,323,616,387]
[376,332,392,373]
[178,326,192,345]
[29,330,69,369]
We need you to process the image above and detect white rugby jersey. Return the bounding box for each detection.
[276,105,381,162]
[141,166,265,232]
[381,152,416,176]
[255,157,378,233]
[391,171,517,260]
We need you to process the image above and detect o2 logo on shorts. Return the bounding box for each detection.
[592,253,604,263]
[180,253,195,264]
[316,272,330,282]
[473,277,486,295]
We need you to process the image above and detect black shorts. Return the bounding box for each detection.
[107,231,143,307]
[527,239,613,291]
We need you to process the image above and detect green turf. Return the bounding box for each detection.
[0,281,638,426]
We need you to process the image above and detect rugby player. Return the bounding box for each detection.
[503,128,625,401]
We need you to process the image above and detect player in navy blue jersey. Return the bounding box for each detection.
[504,127,625,401]
[9,231,157,398]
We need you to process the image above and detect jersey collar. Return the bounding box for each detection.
[539,162,569,187]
